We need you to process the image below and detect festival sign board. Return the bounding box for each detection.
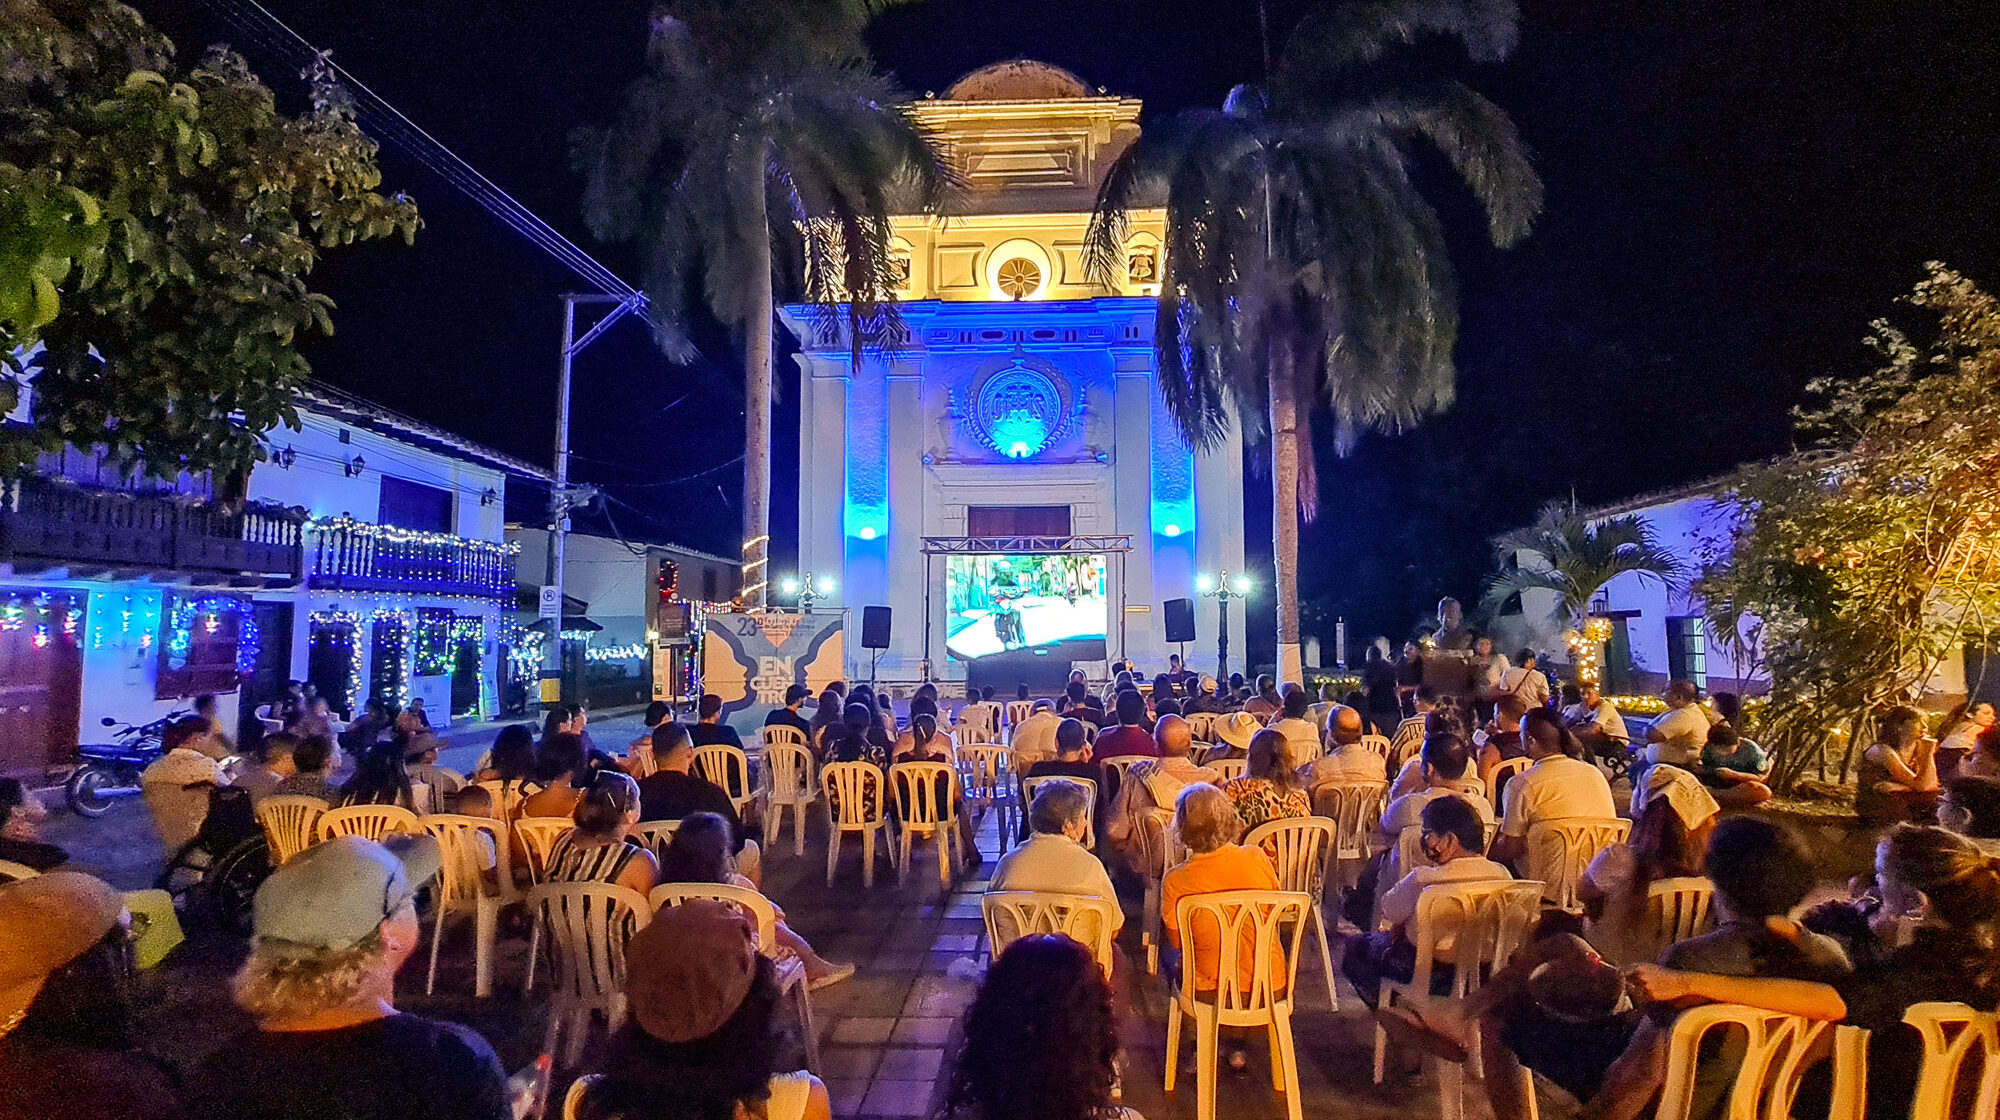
[700,611,846,727]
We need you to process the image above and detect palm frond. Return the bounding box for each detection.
[1281,0,1520,77]
[1332,78,1541,246]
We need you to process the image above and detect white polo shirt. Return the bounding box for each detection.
[1646,705,1710,768]
[1499,754,1616,837]
[1564,700,1630,743]
[1269,716,1321,762]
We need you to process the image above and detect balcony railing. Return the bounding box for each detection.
[306,516,517,599]
[0,476,304,581]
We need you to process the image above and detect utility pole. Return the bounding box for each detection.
[540,293,639,707]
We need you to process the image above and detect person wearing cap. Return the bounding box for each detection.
[1207,710,1260,760]
[0,872,189,1120]
[571,900,831,1120]
[199,834,510,1120]
[140,715,231,853]
[404,731,466,813]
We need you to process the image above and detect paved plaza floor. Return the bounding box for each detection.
[39,713,1530,1120]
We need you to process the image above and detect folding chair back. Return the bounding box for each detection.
[1903,1001,2000,1120]
[761,741,819,855]
[419,813,512,997]
[1645,876,1717,947]
[1656,1003,1869,1120]
[1209,757,1249,782]
[1004,700,1035,729]
[1483,755,1534,806]
[650,882,778,951]
[692,744,755,812]
[1360,734,1394,765]
[473,779,534,821]
[512,818,573,886]
[524,882,651,1067]
[316,803,420,843]
[255,795,328,865]
[1173,890,1312,1023]
[1311,780,1389,862]
[981,890,1119,979]
[762,725,809,753]
[1526,817,1632,911]
[630,820,682,863]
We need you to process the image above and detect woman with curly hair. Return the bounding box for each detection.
[1857,705,1942,823]
[940,934,1136,1120]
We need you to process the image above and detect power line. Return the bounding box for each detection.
[197,0,646,308]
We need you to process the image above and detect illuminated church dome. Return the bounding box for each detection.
[943,60,1091,102]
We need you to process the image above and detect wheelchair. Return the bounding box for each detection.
[156,785,271,936]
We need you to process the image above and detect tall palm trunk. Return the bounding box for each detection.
[1268,343,1304,684]
[741,162,773,609]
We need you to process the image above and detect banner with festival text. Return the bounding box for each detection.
[700,611,846,728]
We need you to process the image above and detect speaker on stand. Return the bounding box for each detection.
[861,606,891,684]
[1163,597,1196,669]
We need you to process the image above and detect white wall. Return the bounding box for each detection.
[248,406,507,542]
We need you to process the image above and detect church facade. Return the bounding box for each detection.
[782,61,1246,689]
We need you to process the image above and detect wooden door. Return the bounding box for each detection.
[0,596,84,779]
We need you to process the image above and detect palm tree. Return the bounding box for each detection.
[575,1,946,607]
[1483,499,1686,629]
[1086,0,1542,682]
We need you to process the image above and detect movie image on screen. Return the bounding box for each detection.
[944,554,1107,661]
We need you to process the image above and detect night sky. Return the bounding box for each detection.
[150,1,2000,663]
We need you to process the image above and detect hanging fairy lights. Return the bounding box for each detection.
[303,515,522,558]
[88,592,161,652]
[1563,616,1615,688]
[164,594,259,675]
[309,609,364,706]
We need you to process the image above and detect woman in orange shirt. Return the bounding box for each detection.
[1161,781,1283,1021]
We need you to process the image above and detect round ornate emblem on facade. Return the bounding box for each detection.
[971,361,1065,459]
[995,258,1042,300]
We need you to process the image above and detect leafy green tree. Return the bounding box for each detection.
[575,0,946,607]
[0,0,419,482]
[1697,263,2000,791]
[1483,499,1685,630]
[1086,0,1541,682]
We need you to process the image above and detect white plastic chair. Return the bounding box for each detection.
[0,859,41,881]
[473,778,534,821]
[1483,755,1534,807]
[692,743,756,815]
[1004,700,1035,729]
[960,702,998,738]
[1138,806,1187,976]
[254,795,328,865]
[650,882,822,1074]
[630,820,682,864]
[1903,1001,2000,1120]
[1311,780,1389,888]
[1021,775,1098,850]
[761,724,808,753]
[1389,717,1427,768]
[822,761,890,887]
[315,803,420,843]
[1244,816,1340,1011]
[511,818,573,887]
[524,882,650,1067]
[1165,890,1313,1120]
[1184,711,1219,743]
[890,761,961,890]
[1655,1003,1869,1120]
[1526,817,1632,911]
[1209,757,1248,782]
[981,890,1119,979]
[761,741,819,856]
[1360,734,1394,765]
[1099,755,1144,799]
[957,744,1015,851]
[1645,876,1717,947]
[419,813,512,998]
[1372,879,1546,1120]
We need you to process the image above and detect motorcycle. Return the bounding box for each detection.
[65,712,189,817]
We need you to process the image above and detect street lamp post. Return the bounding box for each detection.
[1197,571,1253,683]
[779,573,835,614]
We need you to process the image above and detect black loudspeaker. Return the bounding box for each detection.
[861,606,892,649]
[1163,598,1196,644]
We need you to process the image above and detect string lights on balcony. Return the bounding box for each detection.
[303,516,522,557]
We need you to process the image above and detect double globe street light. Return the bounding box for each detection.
[1196,570,1254,683]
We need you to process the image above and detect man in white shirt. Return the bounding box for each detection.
[1563,682,1630,764]
[1342,795,1511,1007]
[1489,709,1618,865]
[1268,688,1322,764]
[1008,699,1063,777]
[1492,648,1550,710]
[1644,680,1710,770]
[1306,707,1386,788]
[140,716,231,852]
[990,778,1123,941]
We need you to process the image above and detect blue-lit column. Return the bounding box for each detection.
[1149,370,1197,664]
[843,355,889,678]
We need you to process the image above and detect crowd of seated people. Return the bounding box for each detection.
[17,653,2000,1120]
